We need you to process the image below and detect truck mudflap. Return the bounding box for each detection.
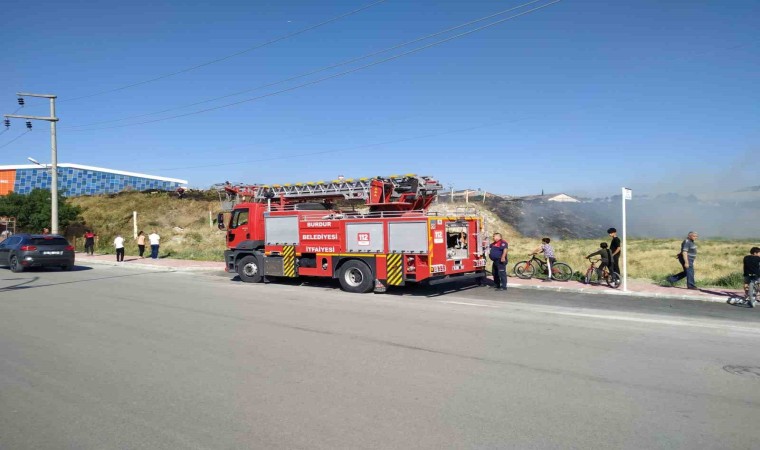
[425,271,487,286]
[374,279,387,293]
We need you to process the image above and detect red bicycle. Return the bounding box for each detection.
[583,258,621,289]
[513,255,573,281]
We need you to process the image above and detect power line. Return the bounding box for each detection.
[69,0,564,132]
[0,131,30,150]
[64,0,547,129]
[55,0,388,104]
[66,37,759,130]
[158,116,527,172]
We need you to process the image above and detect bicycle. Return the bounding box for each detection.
[583,258,621,289]
[513,254,573,281]
[728,277,759,308]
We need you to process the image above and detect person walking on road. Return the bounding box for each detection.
[136,231,146,258]
[84,230,96,255]
[114,234,125,262]
[148,230,161,259]
[608,228,621,274]
[666,231,699,289]
[489,232,509,291]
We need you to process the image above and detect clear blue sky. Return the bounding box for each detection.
[2,0,758,195]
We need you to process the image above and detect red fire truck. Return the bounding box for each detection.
[218,175,487,293]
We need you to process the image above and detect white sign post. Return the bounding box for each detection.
[133,211,138,239]
[621,188,632,291]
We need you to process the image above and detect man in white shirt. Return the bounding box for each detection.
[148,231,161,259]
[114,234,125,262]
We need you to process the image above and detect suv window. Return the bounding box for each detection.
[231,209,249,229]
[30,237,69,246]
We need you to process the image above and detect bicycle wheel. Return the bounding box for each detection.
[551,263,573,281]
[607,272,621,289]
[514,261,534,279]
[584,268,598,285]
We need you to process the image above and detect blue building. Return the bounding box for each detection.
[0,163,187,196]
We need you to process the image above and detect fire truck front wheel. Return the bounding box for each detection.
[237,255,263,283]
[339,260,374,293]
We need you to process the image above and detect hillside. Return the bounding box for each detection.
[69,192,227,260]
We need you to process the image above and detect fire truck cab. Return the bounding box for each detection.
[219,175,487,293]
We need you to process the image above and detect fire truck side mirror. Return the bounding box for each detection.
[217,213,226,230]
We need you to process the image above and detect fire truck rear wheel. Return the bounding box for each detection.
[238,255,263,283]
[339,260,374,293]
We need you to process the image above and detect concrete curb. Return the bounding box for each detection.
[75,258,224,273]
[505,281,735,304]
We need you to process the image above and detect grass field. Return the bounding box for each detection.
[505,237,755,289]
[68,194,757,288]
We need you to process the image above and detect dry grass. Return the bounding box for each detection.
[69,192,227,260]
[504,236,757,288]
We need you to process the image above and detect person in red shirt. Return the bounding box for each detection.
[84,230,96,255]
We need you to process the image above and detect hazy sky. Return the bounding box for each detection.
[2,0,758,194]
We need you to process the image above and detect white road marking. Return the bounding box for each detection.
[442,301,499,308]
[546,310,760,334]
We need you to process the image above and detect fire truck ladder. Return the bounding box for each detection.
[255,175,442,202]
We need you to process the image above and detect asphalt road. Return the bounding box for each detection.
[1,265,759,449]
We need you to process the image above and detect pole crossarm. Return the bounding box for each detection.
[17,92,57,98]
[4,114,58,121]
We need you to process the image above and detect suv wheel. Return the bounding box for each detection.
[10,256,24,273]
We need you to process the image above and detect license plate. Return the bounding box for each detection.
[43,251,63,255]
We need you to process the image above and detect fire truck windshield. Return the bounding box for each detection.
[230,210,248,229]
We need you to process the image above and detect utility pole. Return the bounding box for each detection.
[4,93,59,234]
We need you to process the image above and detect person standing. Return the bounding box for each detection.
[666,231,699,289]
[488,232,509,291]
[608,227,621,274]
[114,234,125,262]
[84,230,96,255]
[148,230,161,259]
[742,247,760,301]
[136,231,146,258]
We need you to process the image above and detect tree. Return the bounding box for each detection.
[0,189,81,233]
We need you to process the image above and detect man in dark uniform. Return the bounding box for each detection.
[489,232,509,291]
[608,228,621,275]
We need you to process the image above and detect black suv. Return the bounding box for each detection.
[0,234,75,272]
